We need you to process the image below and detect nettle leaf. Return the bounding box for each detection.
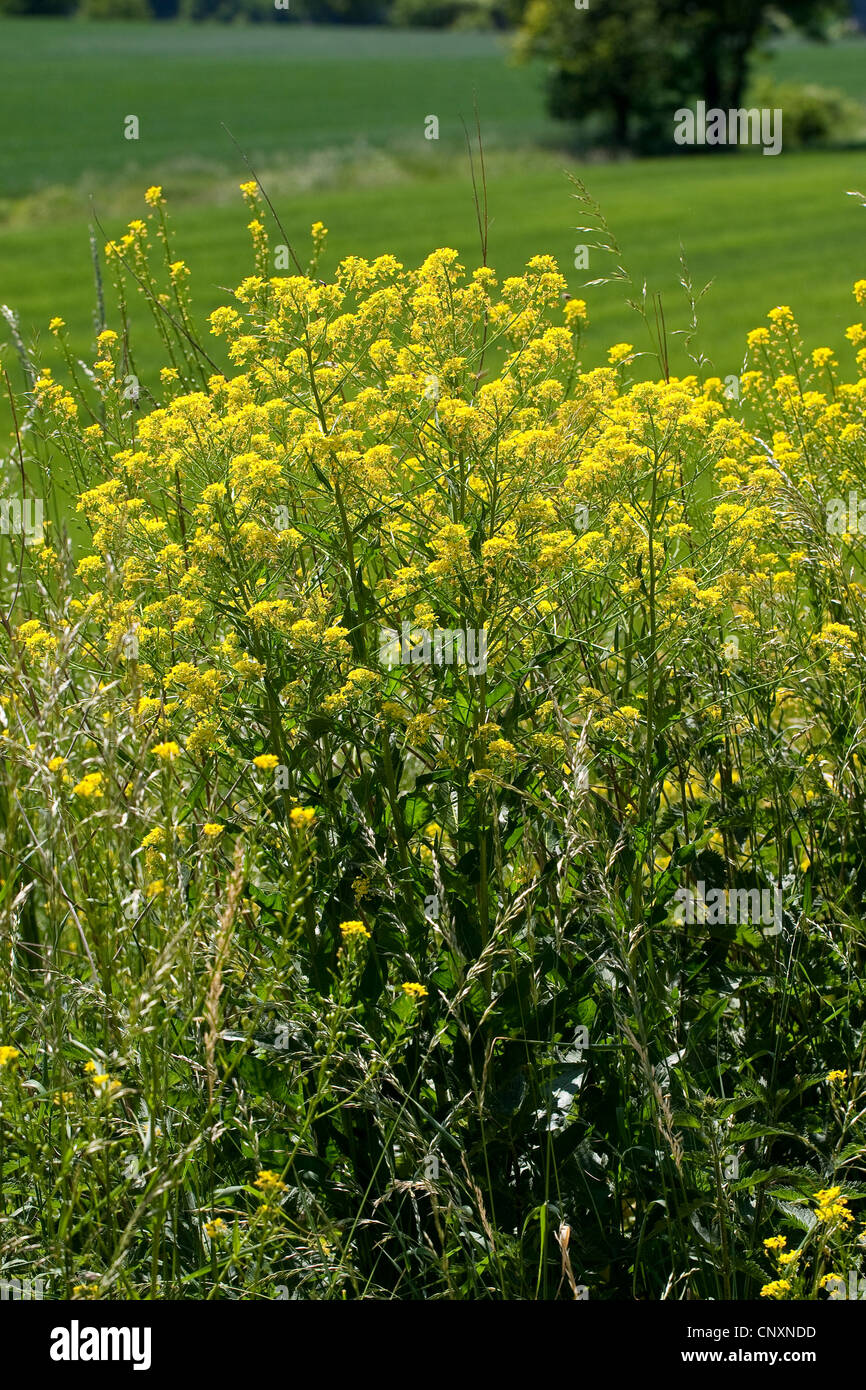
[729,1122,803,1143]
[728,1167,790,1192]
[670,1111,701,1129]
[771,1199,817,1232]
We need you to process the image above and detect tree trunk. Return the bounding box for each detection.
[613,94,630,148]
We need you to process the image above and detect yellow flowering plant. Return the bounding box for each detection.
[1,186,865,1299]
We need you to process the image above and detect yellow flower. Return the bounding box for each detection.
[47,756,66,772]
[187,722,221,755]
[814,1186,842,1203]
[854,279,866,306]
[253,753,279,770]
[813,1187,855,1226]
[340,920,371,940]
[152,741,181,761]
[202,822,224,838]
[401,982,428,1000]
[564,298,588,329]
[204,1217,227,1239]
[811,347,835,369]
[91,1073,121,1095]
[48,316,65,333]
[254,1169,287,1196]
[827,1069,848,1084]
[0,1046,20,1067]
[289,806,316,829]
[759,1279,792,1299]
[144,185,164,208]
[72,771,104,799]
[608,342,634,366]
[763,1235,786,1251]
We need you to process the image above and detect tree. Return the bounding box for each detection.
[516,0,676,151]
[0,0,77,12]
[516,0,849,154]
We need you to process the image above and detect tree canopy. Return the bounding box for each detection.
[516,0,850,153]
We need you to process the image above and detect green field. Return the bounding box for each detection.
[2,19,866,413]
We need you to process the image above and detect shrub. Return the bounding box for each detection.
[0,0,77,13]
[178,0,385,20]
[748,76,866,147]
[78,0,152,18]
[1,185,865,1299]
[389,0,510,31]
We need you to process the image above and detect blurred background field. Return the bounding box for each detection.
[2,19,866,417]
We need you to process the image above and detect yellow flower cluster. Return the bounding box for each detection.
[10,188,866,1025]
[813,1186,855,1226]
[340,920,371,941]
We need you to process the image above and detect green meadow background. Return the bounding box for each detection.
[2,18,866,424]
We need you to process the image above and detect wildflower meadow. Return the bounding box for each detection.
[1,170,865,1315]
